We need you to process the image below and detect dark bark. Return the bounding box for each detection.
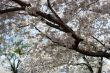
[11,0,31,7]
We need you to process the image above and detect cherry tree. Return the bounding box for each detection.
[0,0,110,73]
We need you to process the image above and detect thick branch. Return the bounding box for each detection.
[40,18,62,31]
[45,21,63,31]
[0,4,83,42]
[11,0,31,6]
[0,7,25,14]
[46,0,83,41]
[0,0,30,14]
[71,45,110,58]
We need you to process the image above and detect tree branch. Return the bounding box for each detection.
[91,35,105,47]
[70,45,110,58]
[75,63,93,73]
[46,0,83,41]
[0,1,83,43]
[0,7,25,14]
[47,0,64,23]
[32,24,66,47]
[1,0,109,59]
[83,57,93,73]
[11,0,31,7]
[98,57,103,73]
[45,20,63,31]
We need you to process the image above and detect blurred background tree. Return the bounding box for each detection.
[1,0,110,73]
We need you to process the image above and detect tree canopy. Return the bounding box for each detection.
[0,0,110,73]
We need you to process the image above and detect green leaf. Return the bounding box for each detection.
[14,48,24,55]
[14,40,22,46]
[20,44,30,49]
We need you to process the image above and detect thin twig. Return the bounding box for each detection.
[91,35,105,47]
[32,24,66,47]
[98,57,103,73]
[83,56,93,73]
[47,0,64,23]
